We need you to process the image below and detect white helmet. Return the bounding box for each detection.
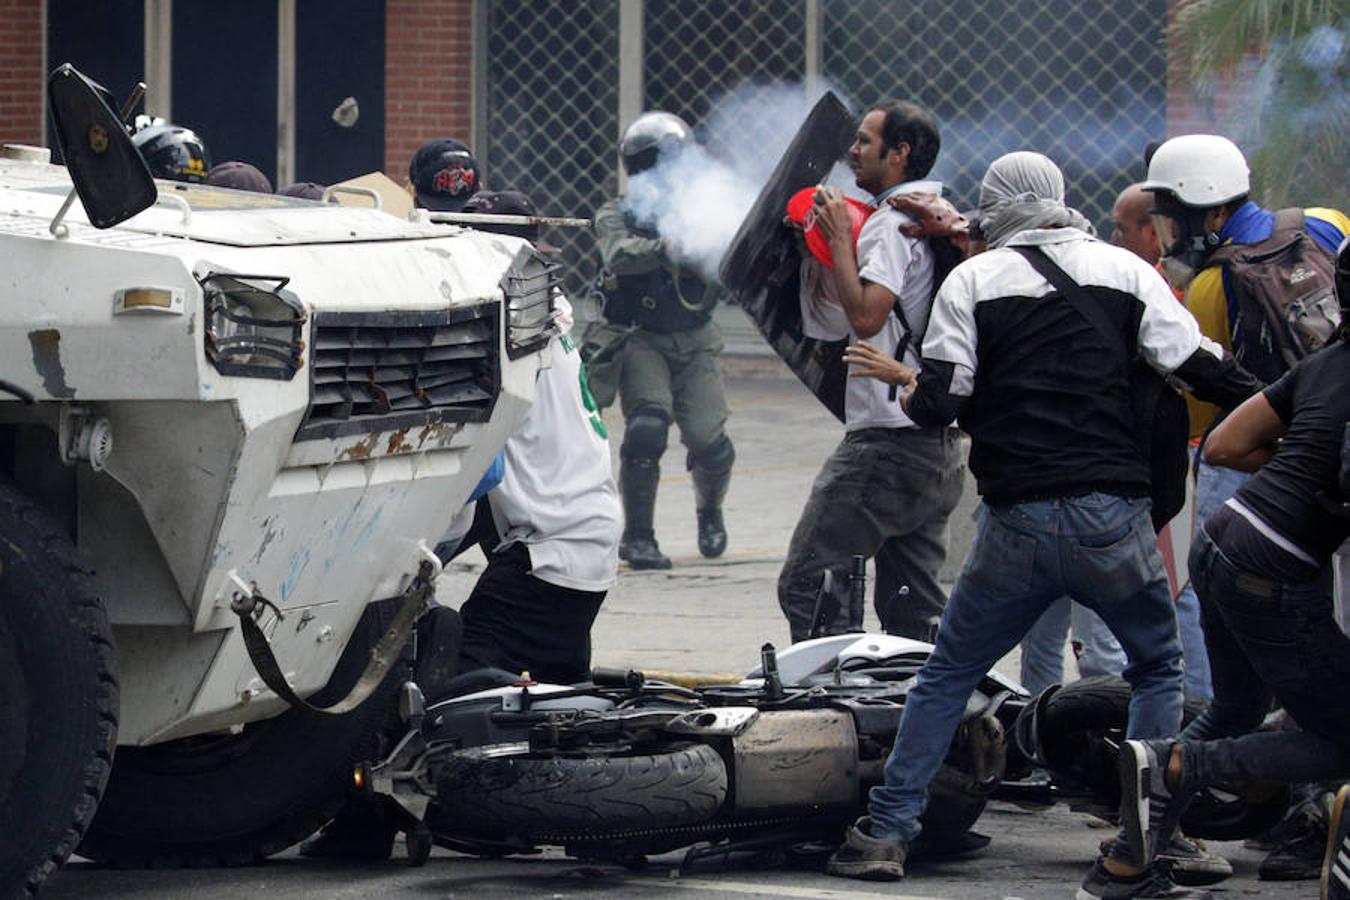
[1141,134,1250,208]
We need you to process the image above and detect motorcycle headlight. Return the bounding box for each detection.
[200,272,306,379]
[502,248,560,360]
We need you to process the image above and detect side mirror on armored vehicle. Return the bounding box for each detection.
[47,63,155,229]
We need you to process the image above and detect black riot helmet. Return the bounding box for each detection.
[131,124,211,183]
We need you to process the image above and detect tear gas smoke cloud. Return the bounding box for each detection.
[623,80,857,284]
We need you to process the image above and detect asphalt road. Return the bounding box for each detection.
[44,369,1314,899]
[45,805,1301,900]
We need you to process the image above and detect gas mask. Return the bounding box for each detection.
[1151,202,1222,291]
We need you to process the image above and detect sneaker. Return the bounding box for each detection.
[1245,832,1281,852]
[1261,795,1329,881]
[824,816,907,881]
[1246,802,1311,852]
[1160,834,1231,886]
[1324,785,1350,900]
[1098,834,1232,887]
[1119,739,1187,867]
[1076,858,1212,899]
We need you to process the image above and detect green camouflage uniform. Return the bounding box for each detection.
[583,196,734,566]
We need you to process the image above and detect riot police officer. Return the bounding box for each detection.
[586,111,734,570]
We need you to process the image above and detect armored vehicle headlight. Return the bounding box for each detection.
[502,250,560,360]
[200,272,306,380]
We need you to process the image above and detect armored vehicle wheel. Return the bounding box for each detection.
[78,601,402,867]
[0,483,118,898]
[431,742,728,841]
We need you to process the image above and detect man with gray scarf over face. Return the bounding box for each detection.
[826,153,1260,899]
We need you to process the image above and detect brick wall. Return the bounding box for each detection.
[1165,0,1242,138]
[0,0,44,148]
[384,0,474,186]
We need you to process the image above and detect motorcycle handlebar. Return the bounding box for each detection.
[590,667,646,689]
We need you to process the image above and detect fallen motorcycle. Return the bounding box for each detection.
[360,619,1290,870]
[371,629,1020,867]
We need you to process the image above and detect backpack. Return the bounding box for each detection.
[885,234,965,400]
[1204,208,1339,385]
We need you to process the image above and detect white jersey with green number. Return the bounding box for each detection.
[487,320,621,592]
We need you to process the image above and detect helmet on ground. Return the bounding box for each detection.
[1140,134,1249,209]
[132,124,210,183]
[620,111,692,175]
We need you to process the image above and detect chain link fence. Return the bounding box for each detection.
[481,1,620,298]
[482,0,1167,301]
[820,0,1166,234]
[644,0,806,135]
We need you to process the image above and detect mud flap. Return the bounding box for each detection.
[718,91,857,422]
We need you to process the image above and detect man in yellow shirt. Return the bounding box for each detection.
[1143,136,1347,442]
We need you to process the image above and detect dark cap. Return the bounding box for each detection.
[410,138,480,211]
[461,189,556,250]
[206,161,273,193]
[1143,140,1164,168]
[277,181,327,201]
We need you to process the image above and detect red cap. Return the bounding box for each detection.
[786,186,871,270]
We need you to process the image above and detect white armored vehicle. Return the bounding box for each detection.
[0,66,554,894]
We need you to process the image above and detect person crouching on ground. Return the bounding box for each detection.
[1112,237,1350,900]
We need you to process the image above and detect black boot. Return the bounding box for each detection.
[691,464,730,559]
[619,458,671,570]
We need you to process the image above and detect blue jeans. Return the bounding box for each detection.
[1020,597,1127,695]
[868,493,1184,842]
[1172,456,1249,702]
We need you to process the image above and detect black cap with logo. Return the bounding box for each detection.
[409,138,480,211]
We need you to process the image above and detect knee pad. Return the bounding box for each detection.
[688,434,735,472]
[621,408,669,461]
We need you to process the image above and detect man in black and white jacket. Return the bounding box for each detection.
[828,152,1259,900]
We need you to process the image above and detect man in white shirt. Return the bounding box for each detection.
[777,101,965,642]
[450,298,621,684]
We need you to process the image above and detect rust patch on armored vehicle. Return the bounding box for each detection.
[28,329,75,398]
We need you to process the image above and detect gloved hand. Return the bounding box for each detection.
[888,192,971,248]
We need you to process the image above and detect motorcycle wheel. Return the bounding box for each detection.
[77,600,402,867]
[0,483,118,898]
[431,742,728,840]
[1037,675,1289,840]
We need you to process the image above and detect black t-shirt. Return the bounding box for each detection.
[1232,340,1350,566]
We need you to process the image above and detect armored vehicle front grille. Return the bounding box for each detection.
[295,304,500,441]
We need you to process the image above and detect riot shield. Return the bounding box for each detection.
[719,92,856,422]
